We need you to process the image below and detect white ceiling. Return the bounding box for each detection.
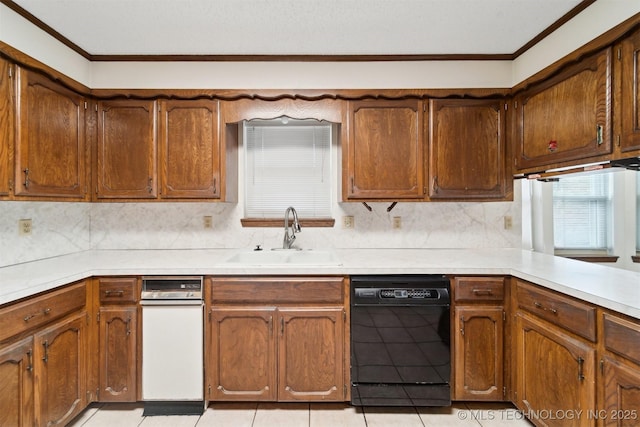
[11,0,586,57]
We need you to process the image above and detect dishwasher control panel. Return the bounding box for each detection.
[141,276,203,300]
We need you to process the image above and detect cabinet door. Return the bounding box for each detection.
[602,357,640,427]
[278,307,344,401]
[159,99,220,198]
[515,312,596,427]
[99,306,137,402]
[96,100,157,199]
[346,99,424,199]
[33,312,87,427]
[209,307,276,401]
[454,306,504,401]
[15,67,86,198]
[429,99,506,199]
[617,28,640,153]
[0,57,13,196]
[515,48,612,171]
[0,336,34,427]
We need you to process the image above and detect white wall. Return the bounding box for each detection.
[3,1,639,89]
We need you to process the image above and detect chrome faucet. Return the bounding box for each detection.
[283,206,302,249]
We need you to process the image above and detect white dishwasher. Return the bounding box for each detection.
[140,277,205,416]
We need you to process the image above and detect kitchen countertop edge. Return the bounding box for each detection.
[1,248,638,319]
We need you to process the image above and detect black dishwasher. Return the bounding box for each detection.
[350,275,451,407]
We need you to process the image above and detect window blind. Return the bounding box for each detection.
[244,122,332,218]
[552,174,611,250]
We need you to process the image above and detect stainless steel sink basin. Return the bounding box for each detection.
[225,249,341,266]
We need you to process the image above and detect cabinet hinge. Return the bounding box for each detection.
[84,101,88,110]
[8,67,12,78]
[95,104,98,112]
[504,103,508,111]
[503,386,506,398]
[600,359,605,375]
[343,310,346,322]
[514,100,518,109]
[96,388,100,400]
[423,103,427,112]
[503,311,506,322]
[344,384,348,396]
[96,312,100,322]
[617,48,622,60]
[616,135,621,147]
[208,385,212,397]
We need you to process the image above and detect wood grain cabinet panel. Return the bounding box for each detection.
[33,312,87,427]
[0,57,13,197]
[454,306,504,401]
[98,306,137,402]
[159,99,221,198]
[515,312,596,427]
[0,336,34,427]
[345,99,424,200]
[14,67,86,198]
[428,99,507,199]
[96,99,157,199]
[616,27,640,154]
[278,308,344,401]
[515,48,612,172]
[209,307,277,401]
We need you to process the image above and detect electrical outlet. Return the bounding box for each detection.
[343,215,354,229]
[203,216,213,229]
[392,216,402,229]
[504,216,513,230]
[19,219,32,236]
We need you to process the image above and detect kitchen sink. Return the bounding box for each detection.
[225,249,342,266]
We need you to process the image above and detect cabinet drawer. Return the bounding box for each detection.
[516,280,596,341]
[603,313,640,365]
[454,277,504,302]
[99,277,138,304]
[0,281,86,343]
[212,277,344,304]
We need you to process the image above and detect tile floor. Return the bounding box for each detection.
[68,402,534,427]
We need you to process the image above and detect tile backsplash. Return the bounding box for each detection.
[0,186,521,268]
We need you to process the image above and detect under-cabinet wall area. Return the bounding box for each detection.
[0,192,521,267]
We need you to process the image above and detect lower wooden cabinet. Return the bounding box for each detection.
[209,308,276,401]
[209,306,345,402]
[454,306,504,400]
[600,312,640,426]
[601,357,640,426]
[208,276,347,402]
[0,336,34,427]
[278,308,344,401]
[96,277,139,402]
[514,311,596,427]
[453,276,506,401]
[33,312,88,427]
[99,306,137,402]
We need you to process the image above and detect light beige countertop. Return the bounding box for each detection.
[1,248,639,319]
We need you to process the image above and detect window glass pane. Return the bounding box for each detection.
[244,120,332,218]
[552,174,611,250]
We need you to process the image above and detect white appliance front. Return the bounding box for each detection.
[141,303,204,400]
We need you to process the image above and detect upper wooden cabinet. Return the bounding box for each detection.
[615,27,640,155]
[14,67,87,198]
[96,99,158,199]
[514,48,612,172]
[428,99,507,199]
[344,99,424,200]
[95,98,232,201]
[159,99,220,199]
[0,57,13,197]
